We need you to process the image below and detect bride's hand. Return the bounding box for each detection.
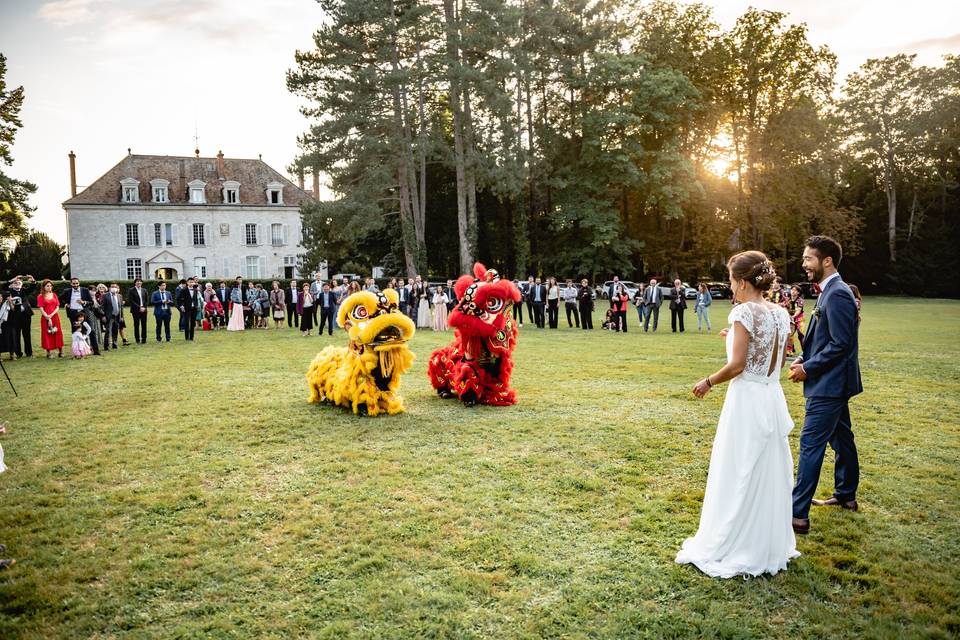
[718,327,729,337]
[692,378,712,399]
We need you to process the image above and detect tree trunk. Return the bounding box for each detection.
[884,153,897,262]
[907,189,916,241]
[443,0,472,273]
[415,26,428,243]
[388,0,421,276]
[463,79,479,262]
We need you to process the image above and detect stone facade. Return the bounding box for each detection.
[63,153,316,282]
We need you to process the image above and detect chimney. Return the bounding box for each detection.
[312,169,319,199]
[69,150,77,197]
[216,150,225,179]
[297,169,305,190]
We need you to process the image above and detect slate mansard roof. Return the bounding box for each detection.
[63,154,314,207]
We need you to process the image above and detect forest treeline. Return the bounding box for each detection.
[288,0,960,296]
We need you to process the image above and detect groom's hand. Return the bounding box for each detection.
[788,362,806,383]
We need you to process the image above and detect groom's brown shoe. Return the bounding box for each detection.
[792,518,810,535]
[811,497,858,511]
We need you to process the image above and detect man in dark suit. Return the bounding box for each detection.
[524,276,535,323]
[789,236,862,535]
[528,277,546,328]
[669,278,687,333]
[606,276,621,308]
[101,283,124,349]
[174,279,188,332]
[397,278,410,316]
[176,277,201,341]
[642,278,662,332]
[286,279,300,328]
[3,275,35,358]
[61,277,100,354]
[127,277,149,344]
[444,280,458,313]
[317,283,336,335]
[216,280,230,320]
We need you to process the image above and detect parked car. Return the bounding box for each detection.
[706,282,732,299]
[655,281,693,300]
[600,280,640,300]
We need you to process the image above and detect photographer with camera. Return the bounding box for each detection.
[2,275,36,360]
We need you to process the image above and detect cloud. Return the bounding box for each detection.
[37,0,102,26]
[895,32,960,52]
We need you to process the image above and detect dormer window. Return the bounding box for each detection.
[222,180,240,204]
[120,177,140,203]
[150,178,169,203]
[188,179,207,204]
[265,181,284,205]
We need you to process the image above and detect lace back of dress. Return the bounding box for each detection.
[736,302,787,379]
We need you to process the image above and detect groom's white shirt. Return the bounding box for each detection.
[819,272,840,290]
[796,272,841,369]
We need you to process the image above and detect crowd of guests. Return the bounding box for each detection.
[2,269,864,362]
[0,273,467,360]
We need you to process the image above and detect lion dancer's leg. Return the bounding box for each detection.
[451,359,485,406]
[474,358,517,406]
[428,345,459,399]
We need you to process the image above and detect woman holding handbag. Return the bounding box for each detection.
[269,281,286,329]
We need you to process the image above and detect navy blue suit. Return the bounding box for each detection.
[792,274,862,519]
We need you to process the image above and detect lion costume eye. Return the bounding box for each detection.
[352,306,369,320]
[485,297,503,313]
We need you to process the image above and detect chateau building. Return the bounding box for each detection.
[62,150,315,281]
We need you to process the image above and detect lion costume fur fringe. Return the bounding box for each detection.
[306,289,416,416]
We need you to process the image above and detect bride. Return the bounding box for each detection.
[676,250,799,578]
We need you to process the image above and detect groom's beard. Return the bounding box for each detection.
[806,265,824,282]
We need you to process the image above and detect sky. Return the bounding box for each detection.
[1,0,958,244]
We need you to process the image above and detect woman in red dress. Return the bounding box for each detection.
[37,279,64,358]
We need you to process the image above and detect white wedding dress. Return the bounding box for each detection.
[676,301,800,578]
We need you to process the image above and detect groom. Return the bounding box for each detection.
[788,235,862,535]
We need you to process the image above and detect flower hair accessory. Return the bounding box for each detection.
[754,260,775,283]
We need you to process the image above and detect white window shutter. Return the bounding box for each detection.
[222,257,229,278]
[139,223,148,246]
[183,223,190,246]
[257,224,263,246]
[171,224,179,246]
[204,223,211,246]
[282,224,289,245]
[120,258,127,279]
[119,223,126,247]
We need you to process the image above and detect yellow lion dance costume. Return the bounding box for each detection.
[306,288,416,416]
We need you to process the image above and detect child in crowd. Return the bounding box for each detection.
[601,308,617,330]
[71,317,93,359]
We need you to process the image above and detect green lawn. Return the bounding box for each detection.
[1,298,958,639]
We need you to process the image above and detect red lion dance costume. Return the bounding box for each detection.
[428,263,522,406]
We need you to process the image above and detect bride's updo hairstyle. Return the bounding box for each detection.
[727,250,777,292]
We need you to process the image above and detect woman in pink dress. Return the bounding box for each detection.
[36,279,64,358]
[432,286,449,331]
